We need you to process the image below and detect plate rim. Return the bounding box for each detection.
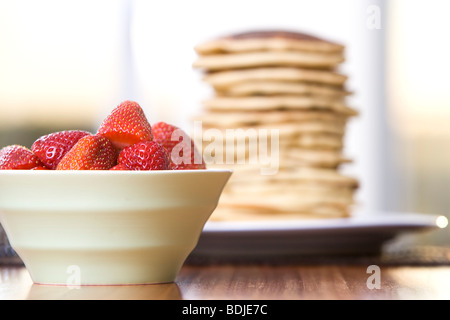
[202,211,443,233]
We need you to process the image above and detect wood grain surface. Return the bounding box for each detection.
[1,264,449,300]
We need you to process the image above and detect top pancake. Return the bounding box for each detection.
[193,30,345,71]
[195,30,345,54]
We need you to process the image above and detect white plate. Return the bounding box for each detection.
[190,212,445,261]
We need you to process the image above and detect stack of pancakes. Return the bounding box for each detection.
[193,30,359,221]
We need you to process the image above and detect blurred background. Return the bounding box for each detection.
[0,0,448,245]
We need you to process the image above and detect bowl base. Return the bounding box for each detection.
[19,247,187,285]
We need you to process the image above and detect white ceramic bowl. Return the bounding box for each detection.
[0,169,231,285]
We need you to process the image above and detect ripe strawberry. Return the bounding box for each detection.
[31,166,50,170]
[31,130,91,169]
[152,122,206,170]
[0,145,43,170]
[110,164,128,171]
[117,141,170,171]
[97,100,153,151]
[56,135,116,170]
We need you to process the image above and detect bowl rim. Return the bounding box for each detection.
[0,169,233,175]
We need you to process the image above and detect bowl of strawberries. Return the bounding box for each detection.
[0,101,231,285]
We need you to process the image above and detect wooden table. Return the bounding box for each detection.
[1,263,449,300]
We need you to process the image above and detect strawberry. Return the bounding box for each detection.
[97,100,153,151]
[152,122,206,170]
[31,130,91,169]
[0,145,43,170]
[110,164,128,171]
[56,135,116,170]
[31,166,50,170]
[117,141,170,171]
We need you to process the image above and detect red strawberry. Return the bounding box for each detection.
[56,135,116,170]
[97,100,153,151]
[31,130,91,169]
[152,122,206,170]
[110,164,128,171]
[117,141,170,171]
[31,166,50,170]
[0,145,43,170]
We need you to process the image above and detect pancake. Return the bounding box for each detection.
[209,147,351,168]
[202,96,358,115]
[215,80,351,97]
[202,120,347,136]
[223,167,359,187]
[195,30,345,54]
[193,30,359,222]
[203,67,348,89]
[210,205,351,221]
[193,50,345,71]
